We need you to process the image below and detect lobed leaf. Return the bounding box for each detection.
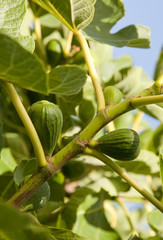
[72,190,120,240]
[83,0,150,48]
[59,188,120,240]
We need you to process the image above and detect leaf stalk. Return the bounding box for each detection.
[76,31,105,111]
[64,30,73,57]
[2,82,47,167]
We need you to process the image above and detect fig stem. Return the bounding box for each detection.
[76,31,105,112]
[64,30,73,57]
[131,95,163,108]
[84,147,163,213]
[34,16,48,66]
[3,82,47,167]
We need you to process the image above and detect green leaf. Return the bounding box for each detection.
[116,150,159,175]
[49,227,89,240]
[0,148,17,175]
[14,159,37,186]
[59,187,94,229]
[106,176,130,194]
[37,201,63,224]
[0,0,34,52]
[33,0,96,31]
[90,42,132,83]
[0,201,33,230]
[154,47,163,81]
[159,147,163,187]
[139,129,154,149]
[49,65,87,95]
[115,67,152,97]
[56,91,83,132]
[0,201,54,240]
[83,0,150,48]
[59,188,120,240]
[40,13,61,27]
[73,190,120,240]
[28,0,47,17]
[0,34,48,94]
[147,124,163,154]
[48,172,65,202]
[3,133,31,161]
[102,55,133,84]
[0,174,16,200]
[24,182,50,211]
[87,172,130,196]
[57,91,83,115]
[147,209,163,232]
[141,104,163,123]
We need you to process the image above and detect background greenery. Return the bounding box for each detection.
[0,0,163,239]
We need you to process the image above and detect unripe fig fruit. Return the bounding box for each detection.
[62,160,86,180]
[46,39,63,67]
[89,128,140,161]
[103,86,123,106]
[29,100,63,156]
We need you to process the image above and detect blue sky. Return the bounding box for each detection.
[112,0,163,128]
[112,0,163,79]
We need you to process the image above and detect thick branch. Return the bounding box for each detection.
[7,82,163,208]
